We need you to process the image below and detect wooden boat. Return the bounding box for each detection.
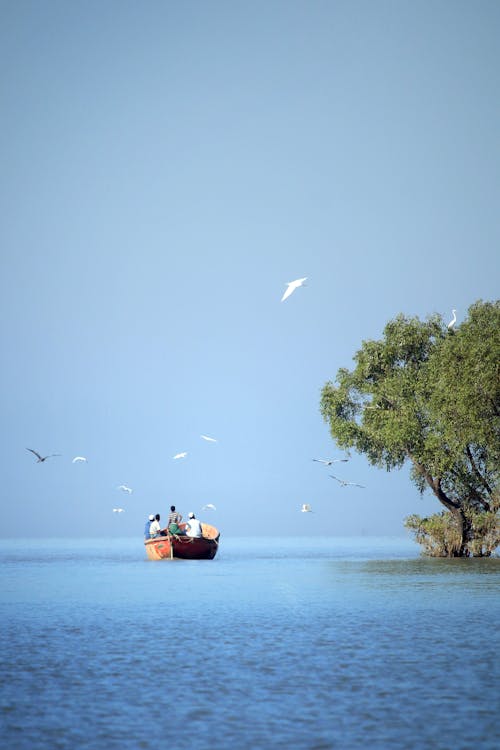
[144,522,220,560]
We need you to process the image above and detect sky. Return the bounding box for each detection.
[1,0,498,539]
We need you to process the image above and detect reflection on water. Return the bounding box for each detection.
[362,557,500,576]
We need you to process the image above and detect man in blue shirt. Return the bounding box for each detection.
[144,514,154,540]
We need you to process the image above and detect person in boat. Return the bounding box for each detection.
[167,505,185,535]
[185,511,203,538]
[149,514,162,538]
[144,514,154,540]
[154,513,167,536]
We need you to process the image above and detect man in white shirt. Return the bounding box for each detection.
[149,515,162,538]
[185,512,203,538]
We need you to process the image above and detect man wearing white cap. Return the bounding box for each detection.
[149,514,162,538]
[185,512,203,538]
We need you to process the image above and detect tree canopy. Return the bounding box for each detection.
[320,300,500,556]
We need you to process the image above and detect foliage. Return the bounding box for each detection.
[404,502,500,557]
[320,300,500,556]
[404,513,463,557]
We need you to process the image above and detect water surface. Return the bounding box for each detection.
[1,537,498,749]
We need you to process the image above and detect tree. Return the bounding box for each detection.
[319,300,500,557]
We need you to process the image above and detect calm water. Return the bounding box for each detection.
[0,536,498,750]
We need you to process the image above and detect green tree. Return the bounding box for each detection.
[320,300,500,557]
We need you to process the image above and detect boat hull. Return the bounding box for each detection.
[144,523,220,560]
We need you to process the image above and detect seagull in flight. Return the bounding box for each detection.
[330,475,365,488]
[117,484,133,494]
[202,503,217,511]
[113,508,125,513]
[301,503,313,513]
[72,456,88,463]
[313,458,348,466]
[281,277,307,302]
[26,448,60,463]
[173,452,188,460]
[200,435,218,442]
[447,309,457,330]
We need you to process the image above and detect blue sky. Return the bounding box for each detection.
[1,0,498,538]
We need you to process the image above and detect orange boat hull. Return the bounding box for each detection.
[144,523,220,560]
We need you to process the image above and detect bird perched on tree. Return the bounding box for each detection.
[447,309,457,331]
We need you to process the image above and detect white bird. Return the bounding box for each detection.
[117,484,133,494]
[26,448,61,463]
[72,456,88,463]
[313,458,348,466]
[281,277,307,302]
[447,309,457,330]
[202,503,217,511]
[301,503,313,513]
[200,435,218,442]
[113,508,125,513]
[173,452,188,460]
[330,475,365,488]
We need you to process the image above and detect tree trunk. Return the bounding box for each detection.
[409,455,471,556]
[450,507,471,557]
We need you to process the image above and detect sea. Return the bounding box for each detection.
[0,536,498,750]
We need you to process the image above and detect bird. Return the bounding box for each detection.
[173,452,188,459]
[281,277,307,302]
[200,435,217,442]
[301,503,313,512]
[202,503,217,511]
[113,508,125,513]
[26,448,60,463]
[72,456,88,463]
[330,475,365,488]
[447,309,457,330]
[313,458,348,466]
[117,485,133,494]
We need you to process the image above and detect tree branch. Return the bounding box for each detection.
[408,452,461,511]
[466,445,493,499]
[448,465,491,512]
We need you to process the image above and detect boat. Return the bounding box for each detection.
[144,522,220,560]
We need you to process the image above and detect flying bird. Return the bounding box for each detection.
[447,309,457,330]
[313,458,348,466]
[117,485,133,494]
[26,449,60,463]
[281,277,307,302]
[113,508,125,513]
[330,475,365,488]
[200,435,218,442]
[72,456,88,463]
[173,452,188,459]
[301,503,313,513]
[202,503,217,511]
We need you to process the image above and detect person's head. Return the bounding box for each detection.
[188,512,195,519]
[148,515,154,522]
[155,514,160,521]
[170,505,176,512]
